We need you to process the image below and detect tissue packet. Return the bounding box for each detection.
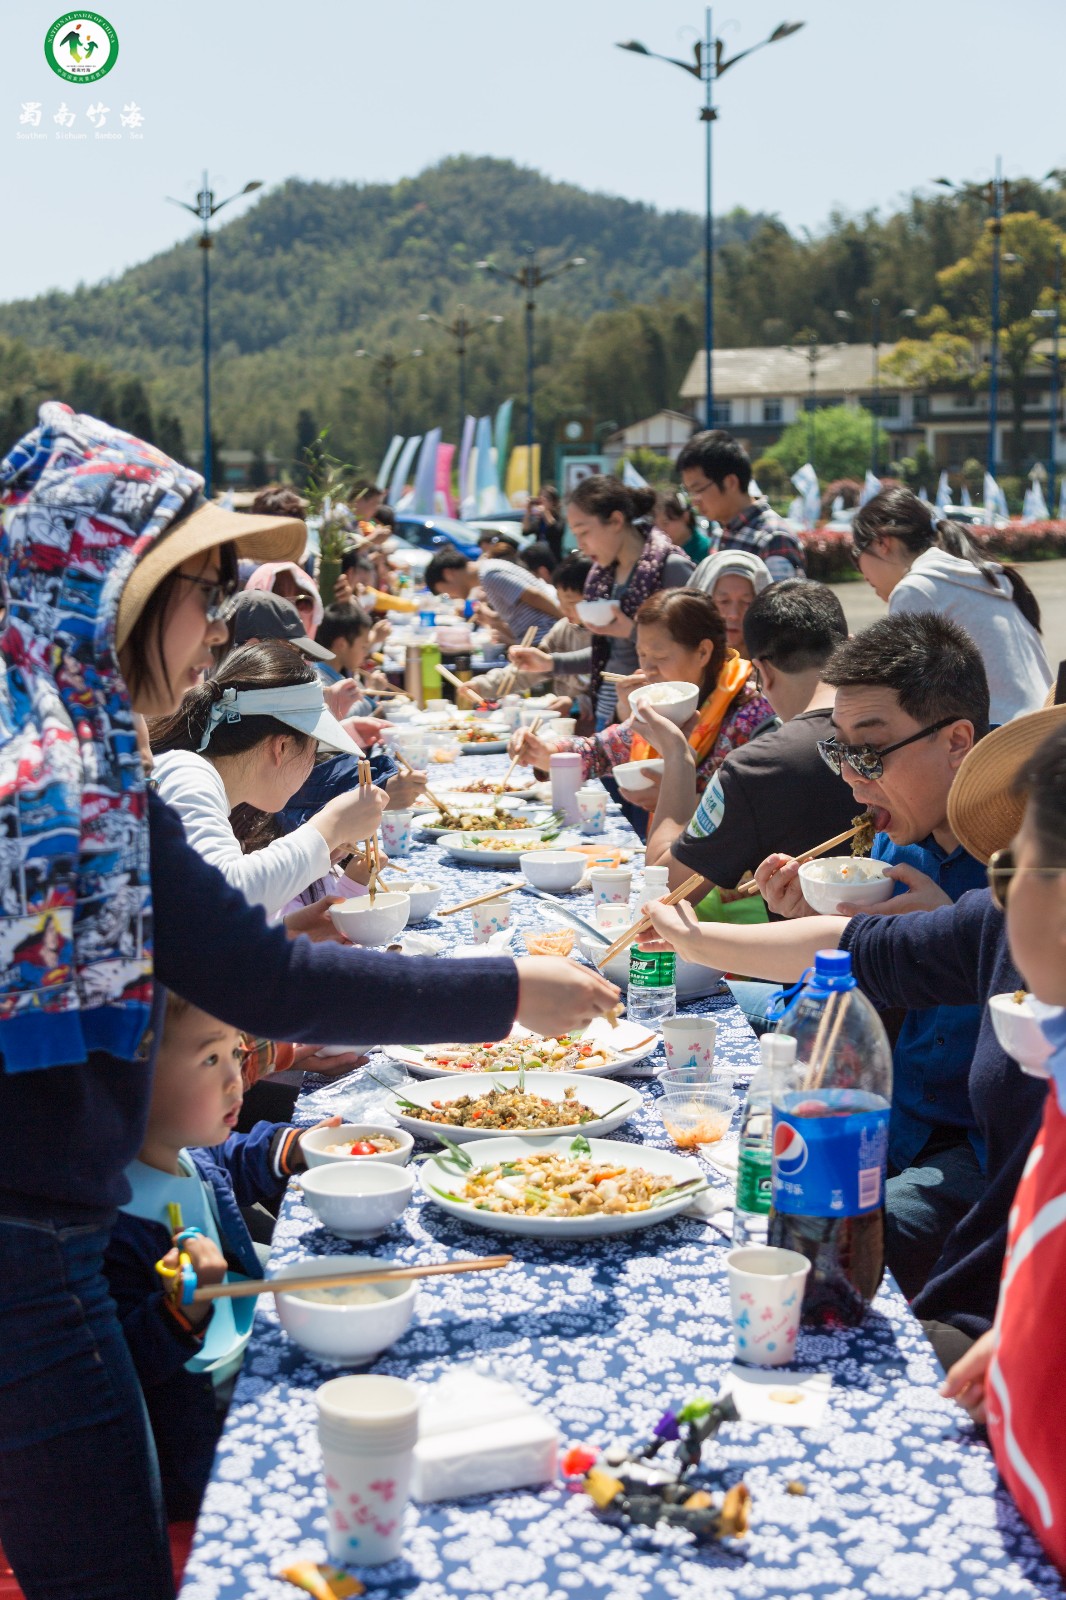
[411,1369,559,1503]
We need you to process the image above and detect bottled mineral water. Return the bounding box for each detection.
[767,949,893,1326]
[627,947,676,1026]
[732,1034,794,1247]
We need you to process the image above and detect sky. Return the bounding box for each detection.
[4,0,1065,304]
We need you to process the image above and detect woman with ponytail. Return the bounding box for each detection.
[852,486,1052,724]
[150,640,385,924]
[508,475,695,729]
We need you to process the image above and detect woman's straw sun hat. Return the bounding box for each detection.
[948,681,1066,864]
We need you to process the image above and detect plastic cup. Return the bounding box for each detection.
[658,1080,734,1151]
[725,1247,811,1367]
[577,788,608,836]
[317,1374,420,1566]
[594,902,631,932]
[470,897,511,944]
[590,867,632,906]
[661,1014,717,1074]
[380,810,414,856]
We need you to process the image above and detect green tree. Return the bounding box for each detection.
[113,377,154,442]
[156,409,186,462]
[248,444,270,487]
[293,408,322,488]
[765,405,888,482]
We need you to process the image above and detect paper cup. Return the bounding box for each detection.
[470,897,511,944]
[590,867,632,906]
[545,717,576,737]
[726,1247,811,1368]
[661,1014,716,1073]
[594,902,631,932]
[380,810,414,856]
[577,789,608,836]
[317,1375,420,1566]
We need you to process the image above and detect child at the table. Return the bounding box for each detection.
[103,992,340,1520]
[941,717,1066,1576]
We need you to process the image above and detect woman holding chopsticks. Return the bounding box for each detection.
[0,406,619,1600]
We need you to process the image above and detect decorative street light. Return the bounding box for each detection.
[935,160,1014,479]
[616,12,804,427]
[783,330,844,471]
[475,250,586,496]
[166,172,262,498]
[837,303,917,473]
[354,347,424,442]
[417,305,504,444]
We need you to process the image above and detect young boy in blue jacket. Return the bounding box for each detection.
[103,992,340,1519]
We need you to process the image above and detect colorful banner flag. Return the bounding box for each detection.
[506,445,541,505]
[493,399,513,478]
[859,470,881,507]
[790,462,820,529]
[435,442,456,516]
[935,471,951,510]
[376,435,404,496]
[983,472,1009,521]
[621,459,648,488]
[388,435,421,508]
[411,428,441,516]
[457,416,475,518]
[960,483,973,507]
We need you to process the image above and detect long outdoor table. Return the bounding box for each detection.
[179,750,1065,1600]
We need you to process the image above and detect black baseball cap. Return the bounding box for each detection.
[227,591,335,662]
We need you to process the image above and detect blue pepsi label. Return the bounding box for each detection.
[772,1090,889,1218]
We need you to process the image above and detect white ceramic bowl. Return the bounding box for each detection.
[611,758,665,793]
[300,1162,415,1239]
[300,1123,414,1169]
[576,599,619,627]
[988,991,1060,1078]
[629,681,700,727]
[798,857,893,915]
[329,892,411,945]
[520,850,586,892]
[273,1253,417,1365]
[380,878,443,922]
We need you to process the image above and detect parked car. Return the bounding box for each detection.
[390,513,481,560]
[941,503,1011,531]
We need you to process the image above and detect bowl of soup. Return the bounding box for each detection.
[299,1162,415,1239]
[798,857,893,915]
[300,1123,414,1169]
[273,1253,417,1365]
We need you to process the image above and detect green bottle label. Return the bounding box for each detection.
[736,1148,772,1214]
[628,948,676,988]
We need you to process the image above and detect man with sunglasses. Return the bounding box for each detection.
[676,429,806,581]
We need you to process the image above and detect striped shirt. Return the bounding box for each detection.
[477,559,557,643]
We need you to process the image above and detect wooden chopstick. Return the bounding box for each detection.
[600,671,631,685]
[439,880,526,916]
[499,715,542,791]
[595,872,706,968]
[734,818,869,898]
[497,625,538,699]
[192,1254,514,1304]
[437,664,485,704]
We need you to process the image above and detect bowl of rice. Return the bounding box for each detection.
[273,1253,417,1365]
[629,681,700,727]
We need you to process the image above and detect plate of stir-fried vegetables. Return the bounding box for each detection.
[418,1134,705,1237]
[385,1072,642,1143]
[386,1018,659,1079]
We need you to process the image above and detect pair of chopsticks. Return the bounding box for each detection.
[437,664,485,705]
[497,625,538,700]
[600,671,632,685]
[500,714,542,790]
[189,1254,513,1305]
[439,880,526,916]
[734,816,871,899]
[393,748,448,816]
[357,758,383,899]
[595,872,706,968]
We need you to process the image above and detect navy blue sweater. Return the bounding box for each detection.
[0,791,520,1224]
[842,888,1047,1339]
[104,1121,288,1520]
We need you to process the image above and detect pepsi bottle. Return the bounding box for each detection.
[767,949,893,1327]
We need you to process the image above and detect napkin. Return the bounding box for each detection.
[410,1369,559,1503]
[718,1364,831,1428]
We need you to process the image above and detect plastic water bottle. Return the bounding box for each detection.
[767,949,893,1327]
[732,1034,794,1247]
[627,947,676,1026]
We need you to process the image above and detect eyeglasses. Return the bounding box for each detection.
[175,572,238,625]
[817,716,962,781]
[987,846,1065,911]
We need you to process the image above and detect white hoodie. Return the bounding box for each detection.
[889,547,1053,725]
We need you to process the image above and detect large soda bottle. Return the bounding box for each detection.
[767,949,893,1327]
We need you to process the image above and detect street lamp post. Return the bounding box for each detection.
[476,250,585,497]
[783,331,842,472]
[935,159,1012,479]
[166,172,262,498]
[417,306,504,443]
[354,347,424,442]
[616,14,804,428]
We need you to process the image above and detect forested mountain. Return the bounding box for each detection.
[0,156,1062,477]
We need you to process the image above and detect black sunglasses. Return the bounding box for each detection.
[987,846,1065,911]
[817,716,962,782]
[174,572,239,624]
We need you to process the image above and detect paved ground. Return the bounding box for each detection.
[829,558,1066,677]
